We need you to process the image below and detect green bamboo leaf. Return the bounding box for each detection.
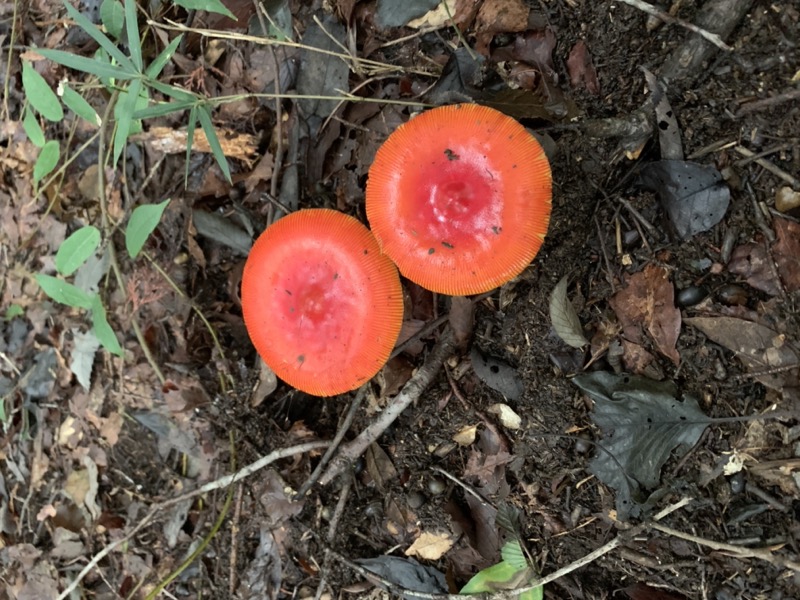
[35,274,94,309]
[184,105,198,187]
[146,80,197,102]
[145,35,182,79]
[61,0,136,72]
[460,541,543,600]
[60,85,101,126]
[196,104,231,183]
[126,199,170,258]
[133,99,195,120]
[124,0,142,71]
[173,0,235,20]
[22,107,46,147]
[91,295,123,356]
[35,48,135,80]
[22,62,64,122]
[33,140,60,184]
[113,78,143,165]
[100,0,124,39]
[56,226,101,276]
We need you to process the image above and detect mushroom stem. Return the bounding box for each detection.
[319,327,457,486]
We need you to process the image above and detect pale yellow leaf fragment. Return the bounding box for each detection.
[488,403,522,430]
[405,531,456,560]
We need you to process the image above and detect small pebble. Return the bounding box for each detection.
[407,491,426,509]
[676,286,708,307]
[717,284,748,306]
[427,477,446,496]
[775,186,800,213]
[574,434,592,455]
[364,502,383,518]
[729,471,746,494]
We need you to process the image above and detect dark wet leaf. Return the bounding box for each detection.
[624,582,687,600]
[471,348,524,400]
[478,81,578,121]
[425,48,486,105]
[638,160,730,239]
[572,371,710,519]
[357,556,447,600]
[728,243,781,296]
[295,14,350,119]
[510,29,556,75]
[25,348,58,399]
[549,275,588,348]
[192,209,252,255]
[375,0,439,28]
[365,443,397,491]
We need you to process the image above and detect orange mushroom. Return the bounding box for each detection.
[241,209,403,396]
[366,104,552,295]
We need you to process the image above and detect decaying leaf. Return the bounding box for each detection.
[471,347,524,400]
[773,216,800,292]
[376,0,440,28]
[239,528,282,600]
[70,329,100,390]
[566,40,599,95]
[295,14,350,119]
[685,316,799,392]
[609,264,681,366]
[638,160,730,239]
[549,275,588,348]
[357,555,448,600]
[405,531,456,560]
[572,371,711,519]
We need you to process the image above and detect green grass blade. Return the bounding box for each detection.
[123,0,142,71]
[61,85,101,126]
[185,105,197,187]
[21,62,64,122]
[196,104,231,183]
[145,35,182,79]
[133,99,194,120]
[36,49,135,80]
[173,0,235,20]
[61,0,136,72]
[146,80,197,102]
[113,78,142,165]
[22,107,46,147]
[33,140,60,185]
[35,274,94,309]
[91,295,123,356]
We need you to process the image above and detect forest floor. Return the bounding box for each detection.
[1,0,799,598]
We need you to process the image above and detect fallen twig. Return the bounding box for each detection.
[319,328,456,485]
[56,441,329,600]
[617,0,732,51]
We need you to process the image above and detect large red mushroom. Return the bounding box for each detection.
[241,209,403,396]
[366,103,552,295]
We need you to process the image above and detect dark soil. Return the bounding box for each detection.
[1,0,799,599]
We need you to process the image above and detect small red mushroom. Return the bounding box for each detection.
[241,209,403,396]
[366,103,552,295]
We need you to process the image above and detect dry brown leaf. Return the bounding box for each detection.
[773,216,800,292]
[131,127,258,166]
[475,0,529,54]
[610,264,681,365]
[404,531,456,560]
[566,39,600,94]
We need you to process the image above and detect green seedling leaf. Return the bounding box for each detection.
[22,107,46,147]
[113,78,143,165]
[33,140,60,185]
[56,226,101,276]
[460,541,543,600]
[91,295,123,356]
[35,274,94,309]
[5,304,24,320]
[126,199,170,258]
[173,0,235,20]
[145,35,182,79]
[60,0,136,72]
[124,0,142,71]
[60,84,101,126]
[100,0,124,39]
[196,104,231,183]
[36,49,135,81]
[22,62,64,122]
[147,80,197,102]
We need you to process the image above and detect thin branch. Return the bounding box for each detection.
[617,0,732,51]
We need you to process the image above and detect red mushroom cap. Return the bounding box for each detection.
[366,104,552,295]
[241,209,403,396]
